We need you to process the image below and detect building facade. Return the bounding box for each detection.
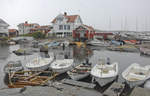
[17,21,39,35]
[51,12,83,37]
[0,18,9,37]
[9,29,19,37]
[30,25,52,34]
[73,25,95,42]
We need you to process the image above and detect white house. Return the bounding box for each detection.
[51,12,83,37]
[17,21,39,35]
[0,18,9,37]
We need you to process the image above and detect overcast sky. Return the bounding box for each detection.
[0,0,150,31]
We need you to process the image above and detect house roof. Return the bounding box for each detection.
[0,18,9,26]
[9,29,18,33]
[82,24,94,31]
[24,23,39,27]
[18,21,39,27]
[52,15,78,23]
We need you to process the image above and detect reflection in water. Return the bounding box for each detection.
[0,44,10,88]
[73,46,93,62]
[1,44,150,89]
[0,45,9,60]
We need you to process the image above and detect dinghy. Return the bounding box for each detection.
[87,39,110,47]
[4,60,24,74]
[67,63,91,80]
[26,53,54,71]
[91,60,118,87]
[50,59,74,74]
[122,63,150,88]
[140,47,150,56]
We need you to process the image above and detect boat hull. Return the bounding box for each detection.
[90,62,118,87]
[50,59,74,74]
[27,60,54,71]
[122,63,150,88]
[67,72,89,80]
[52,66,73,74]
[125,80,145,88]
[94,76,117,87]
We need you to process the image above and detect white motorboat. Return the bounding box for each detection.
[67,63,91,80]
[140,47,150,56]
[50,59,74,74]
[87,39,110,47]
[26,54,54,71]
[122,63,150,88]
[4,60,24,74]
[91,61,118,87]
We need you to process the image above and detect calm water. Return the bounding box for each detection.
[0,44,150,88]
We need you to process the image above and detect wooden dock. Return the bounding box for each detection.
[8,70,58,88]
[103,82,125,96]
[61,79,96,89]
[130,87,150,96]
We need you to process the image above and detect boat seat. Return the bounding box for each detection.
[128,73,146,81]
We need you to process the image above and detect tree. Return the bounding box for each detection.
[32,31,46,39]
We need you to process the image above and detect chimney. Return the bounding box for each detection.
[64,12,67,16]
[25,21,28,24]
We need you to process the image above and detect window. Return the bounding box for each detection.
[64,25,67,30]
[67,25,70,30]
[59,25,63,30]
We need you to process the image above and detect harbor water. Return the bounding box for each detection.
[0,44,150,89]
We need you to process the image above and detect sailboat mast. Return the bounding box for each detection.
[145,16,147,32]
[136,16,138,32]
[124,16,127,31]
[109,16,111,31]
[121,17,123,31]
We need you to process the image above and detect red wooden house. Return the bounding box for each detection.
[73,25,95,42]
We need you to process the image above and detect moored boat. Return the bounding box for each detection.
[50,59,74,74]
[87,39,110,47]
[26,53,54,71]
[111,40,123,46]
[107,45,138,52]
[67,63,91,80]
[91,59,118,87]
[4,60,24,74]
[140,47,150,56]
[122,63,150,88]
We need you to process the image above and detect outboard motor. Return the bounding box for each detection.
[106,57,110,65]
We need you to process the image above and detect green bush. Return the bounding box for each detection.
[0,37,9,41]
[31,31,46,39]
[19,31,46,39]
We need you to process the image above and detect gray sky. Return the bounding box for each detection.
[0,0,150,31]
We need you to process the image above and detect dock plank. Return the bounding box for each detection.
[103,82,125,96]
[61,79,96,89]
[130,87,150,96]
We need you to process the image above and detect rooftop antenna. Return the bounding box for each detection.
[124,16,127,31]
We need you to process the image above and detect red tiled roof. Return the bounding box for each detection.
[52,15,78,23]
[40,26,49,28]
[9,29,17,33]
